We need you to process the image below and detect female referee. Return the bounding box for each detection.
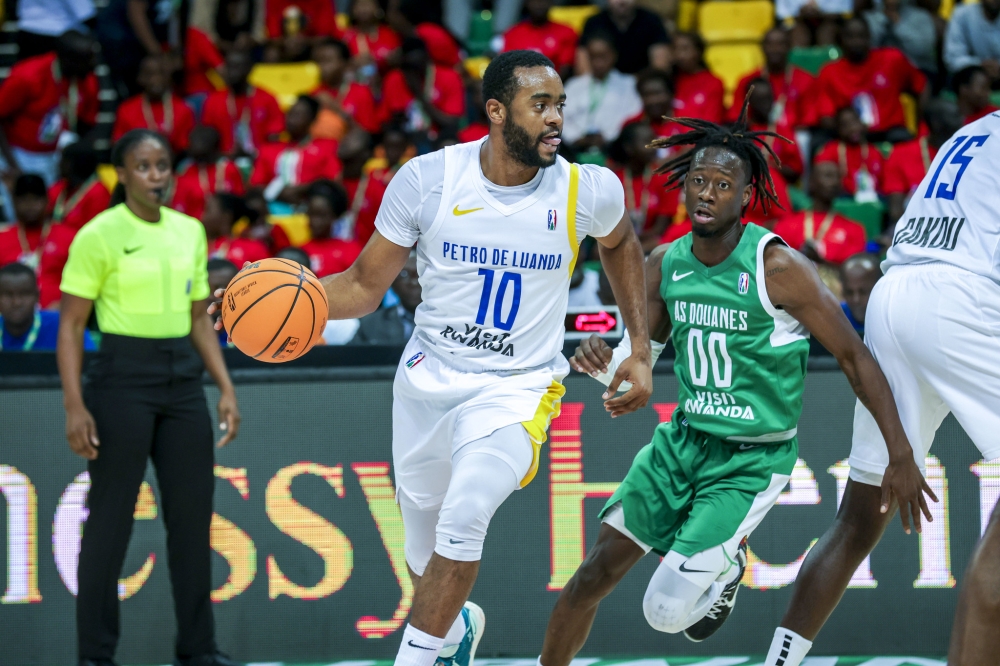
[56,129,241,666]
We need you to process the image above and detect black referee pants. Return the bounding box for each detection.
[77,335,216,661]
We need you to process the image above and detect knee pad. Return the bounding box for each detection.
[642,590,691,634]
[641,549,729,633]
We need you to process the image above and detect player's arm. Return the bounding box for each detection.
[572,243,671,417]
[762,241,938,534]
[319,232,412,319]
[592,213,654,415]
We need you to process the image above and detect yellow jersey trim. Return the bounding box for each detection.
[566,163,580,280]
[519,380,567,488]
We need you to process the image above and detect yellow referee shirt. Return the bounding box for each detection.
[61,204,210,338]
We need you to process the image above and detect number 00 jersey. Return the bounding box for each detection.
[884,112,1000,280]
[375,138,624,370]
[662,224,810,443]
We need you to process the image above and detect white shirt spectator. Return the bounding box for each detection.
[18,0,95,36]
[561,70,643,145]
[944,3,1000,74]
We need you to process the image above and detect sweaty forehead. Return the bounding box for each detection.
[513,66,563,99]
[691,146,747,181]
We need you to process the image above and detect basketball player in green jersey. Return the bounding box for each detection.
[535,106,934,663]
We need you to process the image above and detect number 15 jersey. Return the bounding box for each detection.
[375,138,625,370]
[884,112,1000,280]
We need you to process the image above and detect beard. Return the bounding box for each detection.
[502,117,558,168]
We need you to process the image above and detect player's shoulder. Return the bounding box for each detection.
[573,162,624,194]
[959,112,1000,138]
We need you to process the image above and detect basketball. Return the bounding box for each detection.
[220,258,329,363]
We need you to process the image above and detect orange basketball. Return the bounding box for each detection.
[220,258,329,363]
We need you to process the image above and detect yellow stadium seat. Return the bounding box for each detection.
[699,1,775,44]
[901,93,918,136]
[705,43,765,108]
[248,62,321,111]
[336,13,349,30]
[677,0,699,32]
[464,56,491,80]
[96,164,117,192]
[549,5,600,35]
[271,213,312,247]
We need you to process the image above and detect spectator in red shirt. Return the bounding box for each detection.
[202,193,270,265]
[203,49,285,158]
[742,78,801,226]
[728,28,815,129]
[37,218,78,309]
[342,0,402,74]
[182,26,225,101]
[48,141,111,232]
[953,65,999,125]
[501,0,579,79]
[300,180,362,277]
[0,175,53,270]
[626,69,679,140]
[814,106,886,199]
[249,95,342,204]
[414,23,462,69]
[265,0,339,40]
[381,37,465,139]
[113,56,197,154]
[773,161,868,265]
[884,98,964,228]
[814,17,928,142]
[371,124,415,185]
[0,31,99,191]
[337,130,387,246]
[311,39,382,136]
[458,79,490,144]
[672,32,725,124]
[608,121,678,252]
[172,127,246,221]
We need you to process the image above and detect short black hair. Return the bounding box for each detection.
[307,179,349,217]
[401,36,428,55]
[212,192,256,226]
[62,140,100,182]
[109,129,173,207]
[295,95,321,121]
[314,37,351,61]
[276,246,311,266]
[635,68,673,96]
[581,30,617,51]
[675,31,706,57]
[14,174,47,198]
[953,65,986,93]
[651,90,789,214]
[56,30,96,59]
[748,76,772,92]
[482,50,556,108]
[207,257,239,274]
[608,120,651,164]
[0,261,38,286]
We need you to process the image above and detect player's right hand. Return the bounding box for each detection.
[207,262,252,330]
[570,334,614,377]
[66,403,99,460]
[880,455,938,535]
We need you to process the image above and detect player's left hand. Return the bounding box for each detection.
[881,455,938,534]
[603,355,653,418]
[216,389,241,448]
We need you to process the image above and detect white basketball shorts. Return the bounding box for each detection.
[392,335,568,509]
[850,262,1000,486]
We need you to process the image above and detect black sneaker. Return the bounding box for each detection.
[174,652,242,666]
[684,537,748,643]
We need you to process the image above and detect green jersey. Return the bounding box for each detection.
[661,223,809,443]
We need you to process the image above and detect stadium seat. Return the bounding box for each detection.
[787,185,812,212]
[549,5,600,35]
[788,45,841,75]
[248,62,321,110]
[901,93,918,136]
[336,13,349,30]
[96,164,117,191]
[832,199,885,240]
[466,10,493,57]
[698,1,775,44]
[677,0,698,32]
[270,213,311,246]
[705,43,765,108]
[464,56,491,80]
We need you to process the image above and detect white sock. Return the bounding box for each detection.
[394,624,445,666]
[438,611,468,658]
[764,627,813,666]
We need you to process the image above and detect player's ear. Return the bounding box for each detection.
[742,183,752,208]
[485,99,504,126]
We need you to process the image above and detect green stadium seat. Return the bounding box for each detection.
[466,10,493,57]
[786,185,812,212]
[699,1,775,44]
[832,199,885,240]
[788,45,841,75]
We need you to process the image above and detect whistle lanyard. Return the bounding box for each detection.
[197,160,228,194]
[141,93,174,134]
[17,223,50,273]
[837,141,870,179]
[804,210,835,243]
[624,168,651,222]
[53,176,98,222]
[0,311,41,351]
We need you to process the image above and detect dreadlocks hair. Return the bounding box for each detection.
[649,87,791,214]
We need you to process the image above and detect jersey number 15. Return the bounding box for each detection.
[924,135,989,201]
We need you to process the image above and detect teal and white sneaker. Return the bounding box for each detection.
[436,602,486,666]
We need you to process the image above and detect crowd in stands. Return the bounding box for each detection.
[1,0,998,352]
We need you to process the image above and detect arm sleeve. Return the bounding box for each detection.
[190,224,210,301]
[576,165,626,239]
[59,226,108,300]
[943,10,980,73]
[373,158,424,247]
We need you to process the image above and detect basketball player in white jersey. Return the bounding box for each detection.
[762,111,1000,666]
[218,51,653,666]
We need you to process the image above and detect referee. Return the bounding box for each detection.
[57,129,241,666]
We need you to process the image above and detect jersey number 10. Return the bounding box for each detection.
[924,135,989,201]
[476,269,522,331]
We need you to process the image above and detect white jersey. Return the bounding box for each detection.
[375,138,625,370]
[884,112,1000,281]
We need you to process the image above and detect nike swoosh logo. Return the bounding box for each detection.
[678,561,712,574]
[449,538,464,544]
[739,443,760,451]
[124,246,142,254]
[672,270,694,281]
[453,205,484,216]
[408,641,436,650]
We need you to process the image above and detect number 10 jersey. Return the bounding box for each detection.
[662,224,810,444]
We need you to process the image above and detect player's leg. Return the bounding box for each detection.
[948,501,1000,665]
[393,424,533,666]
[539,522,646,666]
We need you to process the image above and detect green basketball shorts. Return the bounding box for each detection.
[600,413,798,557]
